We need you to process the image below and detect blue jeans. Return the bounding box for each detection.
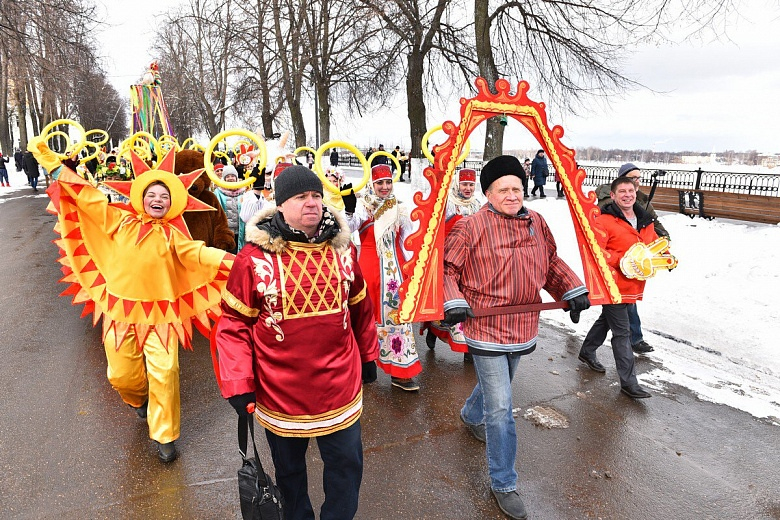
[627,303,643,345]
[265,420,363,520]
[461,352,522,492]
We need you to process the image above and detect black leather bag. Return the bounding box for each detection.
[237,415,284,520]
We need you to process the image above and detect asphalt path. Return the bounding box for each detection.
[1,188,778,519]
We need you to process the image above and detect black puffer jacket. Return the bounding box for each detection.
[23,152,40,178]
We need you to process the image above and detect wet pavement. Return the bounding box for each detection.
[1,190,778,519]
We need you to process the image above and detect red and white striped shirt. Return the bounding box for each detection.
[443,204,586,354]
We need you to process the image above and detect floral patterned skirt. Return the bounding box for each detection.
[360,237,421,379]
[420,321,468,353]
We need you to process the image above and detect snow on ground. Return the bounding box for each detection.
[386,174,780,424]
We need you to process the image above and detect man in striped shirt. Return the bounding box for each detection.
[443,155,590,520]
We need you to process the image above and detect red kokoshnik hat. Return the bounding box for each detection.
[371,164,393,182]
[273,162,293,178]
[458,168,476,183]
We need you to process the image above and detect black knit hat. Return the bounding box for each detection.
[274,165,323,205]
[480,155,524,193]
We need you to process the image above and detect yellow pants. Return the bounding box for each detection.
[104,329,180,444]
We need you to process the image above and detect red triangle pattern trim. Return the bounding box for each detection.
[81,259,98,273]
[90,272,106,288]
[141,301,154,318]
[72,244,89,256]
[60,284,80,297]
[81,300,95,318]
[123,299,137,317]
[64,228,83,240]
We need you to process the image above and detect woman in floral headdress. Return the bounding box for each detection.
[345,164,420,391]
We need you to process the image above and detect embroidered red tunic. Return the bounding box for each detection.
[216,208,379,437]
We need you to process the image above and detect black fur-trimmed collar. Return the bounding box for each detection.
[244,204,352,253]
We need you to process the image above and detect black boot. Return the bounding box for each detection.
[157,441,178,463]
[426,330,437,350]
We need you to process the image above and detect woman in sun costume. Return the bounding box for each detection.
[28,136,233,462]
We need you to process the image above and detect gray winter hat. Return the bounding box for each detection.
[274,165,323,205]
[618,163,640,177]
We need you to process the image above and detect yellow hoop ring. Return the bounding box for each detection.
[294,146,316,167]
[205,129,266,189]
[119,140,151,162]
[41,119,87,159]
[78,130,110,163]
[421,125,470,165]
[158,134,180,153]
[120,132,158,162]
[85,129,109,146]
[313,141,371,195]
[181,138,205,153]
[80,141,102,164]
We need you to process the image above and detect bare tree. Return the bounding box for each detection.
[74,70,129,145]
[153,0,242,139]
[474,0,741,158]
[355,0,475,159]
[271,0,310,149]
[0,0,101,150]
[231,0,287,138]
[301,0,391,145]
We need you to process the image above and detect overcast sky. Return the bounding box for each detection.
[97,1,780,155]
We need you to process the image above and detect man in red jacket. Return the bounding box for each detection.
[216,166,379,519]
[578,176,656,399]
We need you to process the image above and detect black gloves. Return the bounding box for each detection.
[228,392,255,417]
[342,183,357,213]
[62,156,79,171]
[565,294,591,323]
[441,306,475,326]
[361,361,377,384]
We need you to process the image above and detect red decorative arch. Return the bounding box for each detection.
[398,77,620,323]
